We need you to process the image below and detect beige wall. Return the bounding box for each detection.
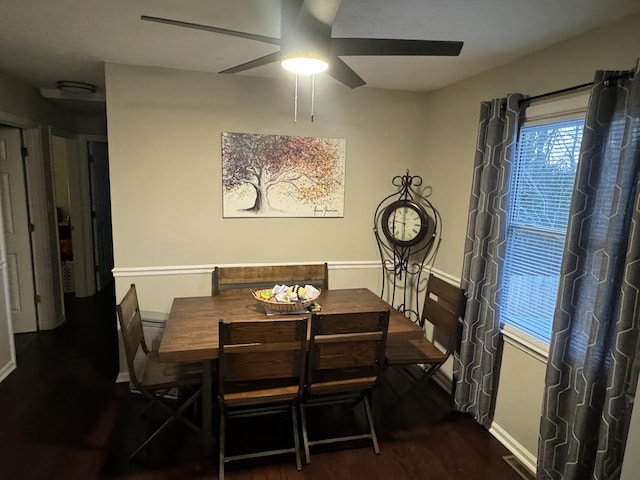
[105,63,431,309]
[105,64,428,268]
[106,11,640,474]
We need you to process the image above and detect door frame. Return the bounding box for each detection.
[80,135,108,295]
[86,139,113,292]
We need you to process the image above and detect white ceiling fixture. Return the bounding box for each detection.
[281,57,328,75]
[39,81,105,113]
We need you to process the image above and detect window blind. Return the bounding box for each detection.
[500,118,584,344]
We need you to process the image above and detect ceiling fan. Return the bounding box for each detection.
[141,0,463,89]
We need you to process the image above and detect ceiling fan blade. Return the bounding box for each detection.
[140,15,280,46]
[219,51,282,74]
[327,57,366,89]
[330,38,463,57]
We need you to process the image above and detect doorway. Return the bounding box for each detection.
[50,133,114,304]
[0,113,112,383]
[51,134,75,299]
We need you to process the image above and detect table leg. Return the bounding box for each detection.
[202,359,213,457]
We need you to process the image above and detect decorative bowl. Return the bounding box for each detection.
[252,288,320,313]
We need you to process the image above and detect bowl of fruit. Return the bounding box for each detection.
[252,284,321,313]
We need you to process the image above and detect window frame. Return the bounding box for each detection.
[498,92,589,357]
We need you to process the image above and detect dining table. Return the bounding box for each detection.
[158,287,424,457]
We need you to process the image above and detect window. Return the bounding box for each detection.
[500,117,584,344]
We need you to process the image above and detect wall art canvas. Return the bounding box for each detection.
[222,132,346,217]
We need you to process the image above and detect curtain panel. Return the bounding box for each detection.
[455,93,525,428]
[538,68,640,480]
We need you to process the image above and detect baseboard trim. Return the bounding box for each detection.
[432,369,453,394]
[489,422,537,474]
[0,360,16,384]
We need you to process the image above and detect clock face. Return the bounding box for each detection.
[381,200,429,247]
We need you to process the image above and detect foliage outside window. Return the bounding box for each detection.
[500,118,584,344]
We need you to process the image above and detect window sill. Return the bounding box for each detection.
[500,325,549,363]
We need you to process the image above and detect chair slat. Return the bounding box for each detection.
[225,350,303,381]
[425,275,466,316]
[212,263,328,295]
[314,331,383,344]
[312,311,387,335]
[314,341,380,369]
[423,296,459,336]
[227,321,305,344]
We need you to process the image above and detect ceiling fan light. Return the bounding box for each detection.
[281,57,328,75]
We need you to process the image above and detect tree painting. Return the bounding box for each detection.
[222,132,345,217]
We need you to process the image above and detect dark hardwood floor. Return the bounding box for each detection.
[0,285,523,479]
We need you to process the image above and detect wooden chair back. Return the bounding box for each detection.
[212,263,328,296]
[307,310,389,395]
[218,318,308,405]
[420,275,466,355]
[116,284,149,389]
[116,284,203,460]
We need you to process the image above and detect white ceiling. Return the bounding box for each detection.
[1,0,640,109]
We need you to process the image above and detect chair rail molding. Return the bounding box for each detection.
[112,261,459,280]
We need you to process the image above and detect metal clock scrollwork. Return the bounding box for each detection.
[373,170,441,323]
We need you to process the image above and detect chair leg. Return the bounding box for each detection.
[152,388,202,433]
[383,363,445,422]
[363,395,380,455]
[300,403,311,464]
[291,405,302,471]
[130,400,155,460]
[381,372,412,421]
[219,410,226,480]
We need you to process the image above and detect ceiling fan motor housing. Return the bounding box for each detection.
[280,1,331,64]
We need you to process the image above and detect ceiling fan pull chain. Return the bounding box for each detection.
[311,74,315,123]
[294,74,299,123]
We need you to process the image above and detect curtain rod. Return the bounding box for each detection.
[519,69,636,107]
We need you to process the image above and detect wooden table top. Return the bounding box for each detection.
[158,288,424,363]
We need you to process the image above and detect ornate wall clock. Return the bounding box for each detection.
[381,199,431,248]
[373,171,441,322]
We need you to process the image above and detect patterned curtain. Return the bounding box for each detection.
[454,93,525,428]
[538,68,640,480]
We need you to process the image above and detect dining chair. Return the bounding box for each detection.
[300,309,390,464]
[383,274,466,417]
[218,317,307,480]
[116,284,203,460]
[211,263,328,295]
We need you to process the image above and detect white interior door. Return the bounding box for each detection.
[0,126,37,333]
